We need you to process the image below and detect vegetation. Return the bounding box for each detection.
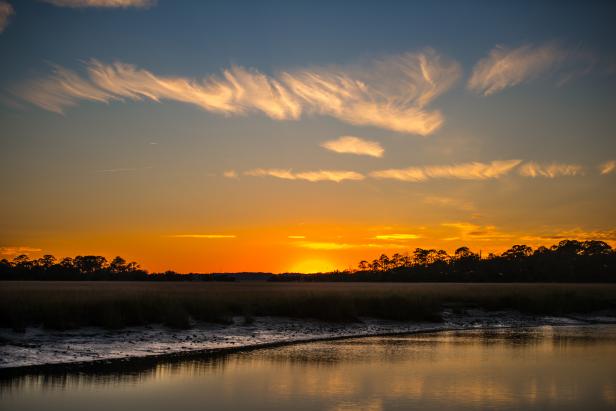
[277,240,616,282]
[1,240,614,282]
[1,282,615,331]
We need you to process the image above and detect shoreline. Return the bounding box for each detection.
[2,310,615,377]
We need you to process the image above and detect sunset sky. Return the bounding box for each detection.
[1,0,615,273]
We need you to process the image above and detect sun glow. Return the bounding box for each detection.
[288,259,338,274]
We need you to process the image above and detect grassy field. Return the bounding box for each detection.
[1,282,615,330]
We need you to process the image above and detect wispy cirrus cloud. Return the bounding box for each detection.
[370,159,522,182]
[468,43,591,96]
[245,168,364,182]
[599,160,615,175]
[223,170,238,179]
[0,1,14,33]
[321,136,384,158]
[167,234,236,239]
[517,162,583,178]
[42,0,155,8]
[16,50,460,135]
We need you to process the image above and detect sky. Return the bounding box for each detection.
[1,0,615,273]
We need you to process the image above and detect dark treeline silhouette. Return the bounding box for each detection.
[0,255,148,281]
[0,254,253,281]
[273,240,616,283]
[1,239,615,282]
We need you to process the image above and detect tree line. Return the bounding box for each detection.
[1,239,615,282]
[0,255,148,281]
[274,240,616,282]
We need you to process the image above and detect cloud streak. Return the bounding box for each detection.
[321,136,384,158]
[0,246,42,257]
[0,1,14,33]
[370,160,522,182]
[42,0,155,8]
[468,43,569,95]
[518,162,583,178]
[374,234,420,240]
[17,50,460,135]
[245,168,365,182]
[599,160,615,175]
[296,241,408,251]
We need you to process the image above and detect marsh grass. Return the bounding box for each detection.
[1,282,614,331]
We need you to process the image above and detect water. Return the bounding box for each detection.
[1,325,615,411]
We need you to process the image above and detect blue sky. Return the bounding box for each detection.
[0,0,615,272]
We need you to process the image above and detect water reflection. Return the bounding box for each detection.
[1,325,615,411]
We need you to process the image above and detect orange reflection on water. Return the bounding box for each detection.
[2,326,616,411]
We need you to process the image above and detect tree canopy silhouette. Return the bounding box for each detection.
[1,239,615,282]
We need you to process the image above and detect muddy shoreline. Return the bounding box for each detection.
[2,309,616,378]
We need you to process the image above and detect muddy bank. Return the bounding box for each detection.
[1,310,615,373]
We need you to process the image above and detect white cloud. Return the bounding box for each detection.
[518,162,583,178]
[321,136,384,158]
[17,50,460,135]
[599,160,615,175]
[42,0,155,8]
[245,168,364,183]
[370,159,522,182]
[0,1,14,33]
[468,43,568,95]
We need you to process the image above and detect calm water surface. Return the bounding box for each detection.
[1,325,615,411]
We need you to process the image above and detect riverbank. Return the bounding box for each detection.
[2,309,615,373]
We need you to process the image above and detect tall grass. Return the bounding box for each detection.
[1,282,614,331]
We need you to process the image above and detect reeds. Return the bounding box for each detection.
[1,282,614,330]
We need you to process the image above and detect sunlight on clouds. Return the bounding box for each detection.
[19,65,118,114]
[245,168,365,182]
[223,170,238,178]
[167,234,236,239]
[370,160,521,182]
[518,162,583,178]
[468,43,567,95]
[441,222,514,241]
[599,160,616,175]
[374,234,420,240]
[296,241,407,251]
[17,50,460,135]
[244,168,295,180]
[43,0,155,8]
[0,1,14,33]
[321,136,384,157]
[287,235,306,239]
[298,241,355,250]
[295,170,365,182]
[521,228,616,243]
[0,246,42,257]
